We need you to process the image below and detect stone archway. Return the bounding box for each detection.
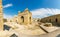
[21,16,24,23]
[30,17,31,24]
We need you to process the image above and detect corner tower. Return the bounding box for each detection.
[0,0,3,30]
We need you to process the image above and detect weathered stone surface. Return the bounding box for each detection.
[17,8,32,25]
[40,24,59,32]
[0,0,3,31]
[3,25,11,31]
[41,14,60,26]
[10,34,18,37]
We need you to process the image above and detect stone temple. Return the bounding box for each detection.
[7,8,32,25]
[17,8,32,25]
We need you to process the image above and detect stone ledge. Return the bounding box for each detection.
[40,25,59,33]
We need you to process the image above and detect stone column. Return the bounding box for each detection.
[0,0,3,31]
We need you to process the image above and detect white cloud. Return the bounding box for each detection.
[3,8,60,19]
[3,4,13,8]
[3,14,13,19]
[31,8,60,18]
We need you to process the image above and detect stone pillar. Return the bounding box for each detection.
[18,11,22,24]
[0,0,3,31]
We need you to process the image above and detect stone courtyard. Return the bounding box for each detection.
[0,0,60,37]
[0,20,60,37]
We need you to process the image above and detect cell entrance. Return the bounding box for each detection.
[21,16,24,23]
[30,17,31,24]
[56,18,58,22]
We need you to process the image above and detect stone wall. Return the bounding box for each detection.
[41,14,60,26]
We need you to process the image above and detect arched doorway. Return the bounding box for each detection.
[56,18,58,22]
[49,19,51,22]
[30,17,31,24]
[21,16,24,23]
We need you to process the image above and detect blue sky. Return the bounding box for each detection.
[2,0,60,18]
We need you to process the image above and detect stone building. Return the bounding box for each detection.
[41,14,60,26]
[9,15,18,23]
[13,16,18,23]
[17,8,32,25]
[9,8,32,25]
[0,0,3,30]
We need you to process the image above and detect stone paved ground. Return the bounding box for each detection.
[1,29,60,37]
[39,28,60,37]
[1,22,60,37]
[11,28,60,37]
[40,25,59,33]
